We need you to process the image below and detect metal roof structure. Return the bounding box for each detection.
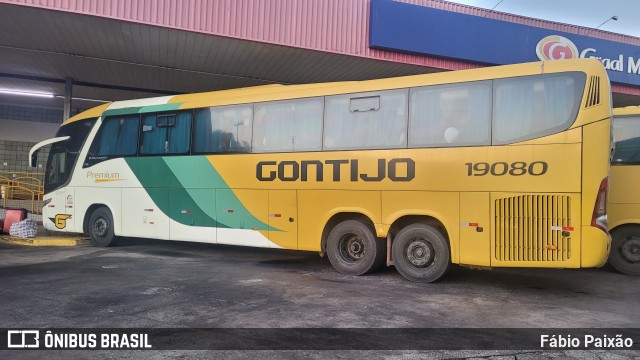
[1,0,640,117]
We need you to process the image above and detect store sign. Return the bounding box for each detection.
[369,0,640,86]
[536,35,640,75]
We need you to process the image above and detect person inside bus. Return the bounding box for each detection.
[438,86,491,146]
[439,90,469,144]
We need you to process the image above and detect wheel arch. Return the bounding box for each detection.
[83,203,114,235]
[607,222,640,275]
[388,215,449,240]
[387,214,455,263]
[609,222,640,235]
[320,211,375,253]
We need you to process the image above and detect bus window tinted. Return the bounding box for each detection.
[493,73,584,145]
[409,81,491,147]
[89,115,140,157]
[324,89,408,150]
[613,117,640,164]
[140,111,192,155]
[253,98,323,153]
[193,105,252,153]
[45,118,97,193]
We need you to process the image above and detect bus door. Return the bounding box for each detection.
[44,143,76,232]
[268,190,298,249]
[459,192,491,266]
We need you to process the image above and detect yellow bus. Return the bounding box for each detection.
[30,58,611,282]
[609,106,640,275]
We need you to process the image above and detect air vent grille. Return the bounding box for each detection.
[584,76,601,108]
[495,195,572,262]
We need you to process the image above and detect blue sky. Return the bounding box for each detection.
[446,0,640,38]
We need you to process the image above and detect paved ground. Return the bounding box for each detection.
[0,237,639,359]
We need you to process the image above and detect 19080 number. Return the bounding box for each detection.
[465,161,548,176]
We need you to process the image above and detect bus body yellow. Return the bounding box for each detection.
[31,58,612,282]
[609,106,640,275]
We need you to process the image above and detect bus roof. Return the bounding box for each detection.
[62,58,609,126]
[613,106,640,116]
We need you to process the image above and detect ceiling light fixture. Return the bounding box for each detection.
[0,89,55,98]
[54,95,110,103]
[0,89,110,102]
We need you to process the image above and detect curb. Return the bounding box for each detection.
[0,236,92,246]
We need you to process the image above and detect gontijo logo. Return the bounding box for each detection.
[536,35,579,61]
[49,214,72,229]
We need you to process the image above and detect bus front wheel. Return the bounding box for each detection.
[392,223,450,282]
[609,226,640,276]
[326,220,385,276]
[88,207,118,247]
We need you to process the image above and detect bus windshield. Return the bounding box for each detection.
[612,116,640,165]
[44,118,96,193]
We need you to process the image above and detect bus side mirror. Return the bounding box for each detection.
[30,149,39,168]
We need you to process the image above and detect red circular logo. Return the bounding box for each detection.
[536,35,579,61]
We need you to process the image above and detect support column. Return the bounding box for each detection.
[63,77,73,121]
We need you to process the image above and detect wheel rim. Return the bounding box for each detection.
[405,238,434,268]
[338,234,366,263]
[619,237,640,263]
[93,217,109,238]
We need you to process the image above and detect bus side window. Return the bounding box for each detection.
[140,111,192,155]
[324,89,408,150]
[252,98,323,153]
[88,115,140,157]
[409,81,491,148]
[193,105,253,153]
[492,73,583,145]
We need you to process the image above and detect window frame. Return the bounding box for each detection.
[47,118,98,190]
[86,114,141,161]
[612,115,640,166]
[491,72,585,146]
[323,88,409,151]
[191,103,255,155]
[408,80,493,149]
[138,109,194,157]
[252,96,325,154]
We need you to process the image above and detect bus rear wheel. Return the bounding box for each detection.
[88,207,118,247]
[326,220,385,276]
[392,223,450,282]
[609,226,640,276]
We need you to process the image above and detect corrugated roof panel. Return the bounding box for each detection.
[2,0,639,82]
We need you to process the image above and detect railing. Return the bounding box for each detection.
[0,171,45,214]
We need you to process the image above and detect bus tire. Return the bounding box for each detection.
[609,226,640,276]
[88,207,118,247]
[392,223,450,282]
[326,220,385,276]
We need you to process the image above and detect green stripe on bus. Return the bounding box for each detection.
[102,107,143,117]
[163,156,276,231]
[125,157,227,228]
[101,103,183,118]
[137,103,182,114]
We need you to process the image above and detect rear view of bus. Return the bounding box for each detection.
[609,106,640,275]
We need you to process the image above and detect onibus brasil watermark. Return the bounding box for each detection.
[7,330,151,349]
